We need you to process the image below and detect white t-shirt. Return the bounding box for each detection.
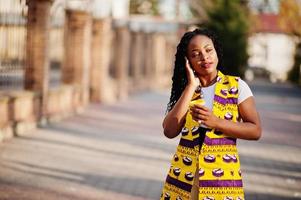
[199,78,253,128]
[202,78,253,111]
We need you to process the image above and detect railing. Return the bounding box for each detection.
[0,0,27,91]
[49,1,65,88]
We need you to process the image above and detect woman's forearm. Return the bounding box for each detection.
[215,118,261,140]
[163,85,196,138]
[191,96,262,140]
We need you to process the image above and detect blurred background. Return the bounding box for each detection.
[0,0,300,200]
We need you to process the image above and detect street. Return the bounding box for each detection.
[0,81,300,200]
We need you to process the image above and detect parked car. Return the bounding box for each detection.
[244,66,276,82]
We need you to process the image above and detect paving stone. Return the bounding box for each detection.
[0,82,300,199]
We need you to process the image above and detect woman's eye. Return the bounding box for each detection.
[206,49,212,53]
[191,52,200,57]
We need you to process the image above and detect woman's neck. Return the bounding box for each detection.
[198,71,218,87]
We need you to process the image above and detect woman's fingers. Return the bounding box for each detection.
[193,114,207,120]
[191,106,209,114]
[185,57,200,88]
[193,104,209,111]
[191,108,207,116]
[190,105,211,124]
[185,57,194,76]
[190,109,208,120]
[192,116,203,124]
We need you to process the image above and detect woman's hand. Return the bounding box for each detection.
[185,57,200,89]
[190,97,262,140]
[190,104,220,128]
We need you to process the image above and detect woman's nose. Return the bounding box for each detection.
[200,53,208,61]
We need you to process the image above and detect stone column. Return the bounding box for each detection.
[24,0,53,119]
[130,31,144,88]
[62,9,92,107]
[113,23,130,100]
[152,33,167,88]
[164,33,175,88]
[90,18,113,103]
[144,32,154,88]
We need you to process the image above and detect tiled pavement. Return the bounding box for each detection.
[0,81,300,200]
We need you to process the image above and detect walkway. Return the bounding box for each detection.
[0,81,300,200]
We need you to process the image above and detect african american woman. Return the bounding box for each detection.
[160,28,261,200]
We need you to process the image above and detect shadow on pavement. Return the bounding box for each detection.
[0,159,162,199]
[245,193,300,200]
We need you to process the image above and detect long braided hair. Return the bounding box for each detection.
[166,28,223,113]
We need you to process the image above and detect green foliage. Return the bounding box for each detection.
[278,0,301,84]
[288,42,301,83]
[202,0,250,77]
[129,0,159,15]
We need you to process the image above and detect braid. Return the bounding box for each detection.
[166,28,223,113]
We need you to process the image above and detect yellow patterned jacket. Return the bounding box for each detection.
[161,71,244,200]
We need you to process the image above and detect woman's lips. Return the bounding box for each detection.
[198,61,213,68]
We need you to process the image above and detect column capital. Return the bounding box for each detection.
[26,0,54,5]
[66,9,91,28]
[66,9,90,17]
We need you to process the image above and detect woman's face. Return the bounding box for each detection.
[187,35,218,77]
